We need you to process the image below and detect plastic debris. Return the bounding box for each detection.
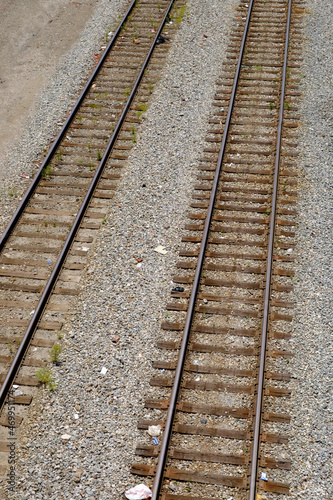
[154,245,167,255]
[195,376,200,382]
[148,425,161,437]
[151,29,155,33]
[172,286,184,292]
[100,367,108,375]
[74,414,79,420]
[61,434,71,440]
[156,35,168,45]
[14,389,23,397]
[125,484,152,500]
[111,335,120,343]
[30,310,35,316]
[107,31,113,40]
[260,472,268,481]
[153,437,158,445]
[13,385,19,389]
[136,262,142,268]
[47,259,52,264]
[203,298,208,303]
[201,419,207,424]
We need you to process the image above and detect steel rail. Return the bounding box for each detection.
[0,0,176,411]
[151,1,255,498]
[0,0,139,254]
[248,0,293,497]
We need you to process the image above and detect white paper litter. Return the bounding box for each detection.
[100,367,108,375]
[147,425,161,437]
[125,484,152,500]
[13,385,19,389]
[61,434,71,440]
[153,245,168,255]
[14,389,23,397]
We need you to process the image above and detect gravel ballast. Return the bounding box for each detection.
[0,0,332,499]
[288,1,332,498]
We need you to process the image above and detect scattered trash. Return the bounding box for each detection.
[193,359,199,365]
[22,172,26,178]
[154,245,167,255]
[125,484,152,500]
[137,258,143,263]
[111,335,120,343]
[260,472,268,481]
[107,31,113,41]
[14,389,23,397]
[156,35,168,45]
[93,53,100,64]
[30,310,35,316]
[148,425,161,437]
[151,29,155,33]
[201,419,207,424]
[61,434,71,440]
[286,248,293,253]
[195,377,200,382]
[82,247,89,252]
[100,367,108,375]
[203,298,208,303]
[74,414,79,420]
[13,385,19,389]
[47,259,52,264]
[172,286,184,292]
[136,262,142,268]
[203,34,208,38]
[153,437,158,445]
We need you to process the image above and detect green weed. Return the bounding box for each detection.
[42,164,52,179]
[137,103,148,112]
[175,5,187,23]
[50,344,61,364]
[35,368,57,391]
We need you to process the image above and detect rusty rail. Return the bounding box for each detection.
[248,0,293,497]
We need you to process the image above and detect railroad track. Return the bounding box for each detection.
[131,0,304,498]
[0,0,186,478]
